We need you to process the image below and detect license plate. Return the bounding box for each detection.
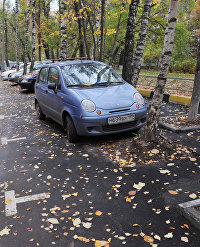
[108,114,135,125]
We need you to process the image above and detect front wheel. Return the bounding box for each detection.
[65,116,78,143]
[35,101,45,120]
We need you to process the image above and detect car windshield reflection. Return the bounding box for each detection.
[61,63,124,87]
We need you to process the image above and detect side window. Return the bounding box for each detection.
[38,67,48,85]
[48,68,61,90]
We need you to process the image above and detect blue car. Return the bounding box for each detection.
[35,60,147,142]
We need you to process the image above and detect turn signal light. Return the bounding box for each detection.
[97,110,101,115]
[136,104,140,109]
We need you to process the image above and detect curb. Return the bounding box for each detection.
[178,199,200,231]
[137,88,191,105]
[158,121,200,133]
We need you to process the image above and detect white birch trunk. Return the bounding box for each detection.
[131,0,152,86]
[60,0,67,61]
[15,0,19,71]
[30,0,36,72]
[23,0,31,75]
[144,0,179,141]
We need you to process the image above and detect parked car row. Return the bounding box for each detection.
[1,61,52,92]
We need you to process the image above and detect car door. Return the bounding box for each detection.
[46,67,63,124]
[35,67,49,114]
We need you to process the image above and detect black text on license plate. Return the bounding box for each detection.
[108,114,135,125]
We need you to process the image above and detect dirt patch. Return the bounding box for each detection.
[161,115,200,128]
[98,133,188,167]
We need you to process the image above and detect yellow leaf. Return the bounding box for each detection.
[77,236,90,243]
[190,158,196,162]
[168,190,178,195]
[143,235,154,243]
[5,198,12,204]
[126,197,132,203]
[95,210,103,216]
[113,169,118,173]
[95,240,101,247]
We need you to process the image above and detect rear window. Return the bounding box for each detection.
[38,67,48,85]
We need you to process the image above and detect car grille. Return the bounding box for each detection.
[102,120,138,132]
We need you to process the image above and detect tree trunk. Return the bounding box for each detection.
[23,0,31,75]
[122,0,140,83]
[37,0,41,61]
[74,0,85,57]
[188,42,200,121]
[81,0,96,59]
[1,0,6,72]
[99,0,106,61]
[109,1,125,65]
[60,0,67,60]
[144,0,179,141]
[15,0,20,71]
[95,0,101,59]
[9,22,31,61]
[51,48,55,59]
[30,0,36,72]
[5,14,9,67]
[132,0,152,86]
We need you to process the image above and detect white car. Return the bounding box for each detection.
[1,64,24,81]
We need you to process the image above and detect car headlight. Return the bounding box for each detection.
[81,100,96,112]
[134,92,144,105]
[21,79,28,83]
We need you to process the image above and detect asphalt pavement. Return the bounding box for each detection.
[0,79,200,247]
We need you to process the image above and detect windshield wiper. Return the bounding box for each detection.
[67,84,90,88]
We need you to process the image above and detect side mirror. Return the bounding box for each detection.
[48,82,56,90]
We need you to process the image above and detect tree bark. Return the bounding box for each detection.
[23,0,31,75]
[144,0,179,141]
[5,14,9,67]
[74,0,85,57]
[15,0,20,70]
[122,0,140,83]
[30,0,36,72]
[60,0,67,60]
[81,0,96,59]
[37,0,41,61]
[132,0,152,86]
[99,0,106,61]
[109,1,125,65]
[1,0,6,72]
[188,42,200,121]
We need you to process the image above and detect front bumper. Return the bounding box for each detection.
[72,109,147,136]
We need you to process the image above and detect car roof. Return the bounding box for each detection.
[44,60,106,68]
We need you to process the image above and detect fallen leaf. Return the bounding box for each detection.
[82,222,92,229]
[128,190,136,196]
[0,228,11,237]
[95,210,103,216]
[190,158,196,162]
[181,236,188,242]
[133,182,145,190]
[126,197,132,203]
[168,190,178,195]
[73,218,81,227]
[151,149,159,154]
[47,218,59,224]
[189,193,197,199]
[164,232,173,239]
[143,235,154,243]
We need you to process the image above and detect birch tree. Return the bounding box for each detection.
[122,0,140,83]
[188,41,200,121]
[131,0,152,86]
[144,0,179,141]
[30,0,36,72]
[15,0,19,71]
[1,0,6,72]
[60,0,67,60]
[23,0,31,75]
[99,0,106,61]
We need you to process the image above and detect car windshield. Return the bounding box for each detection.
[61,63,124,87]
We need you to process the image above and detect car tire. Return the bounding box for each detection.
[65,116,78,143]
[35,101,45,120]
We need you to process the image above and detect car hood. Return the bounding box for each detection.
[73,83,137,110]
